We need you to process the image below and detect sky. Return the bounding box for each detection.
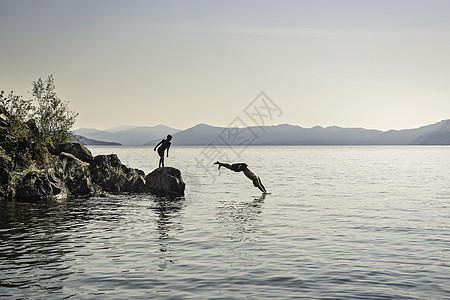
[1,0,450,131]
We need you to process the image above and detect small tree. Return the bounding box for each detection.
[0,90,35,140]
[0,90,35,122]
[31,75,78,148]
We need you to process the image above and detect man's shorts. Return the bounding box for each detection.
[231,163,248,172]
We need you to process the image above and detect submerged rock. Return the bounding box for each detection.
[145,167,185,197]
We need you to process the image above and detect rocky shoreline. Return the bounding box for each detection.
[0,106,185,201]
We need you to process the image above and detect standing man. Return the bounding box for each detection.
[154,134,172,167]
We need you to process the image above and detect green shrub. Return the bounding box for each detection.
[32,75,78,149]
[1,75,78,150]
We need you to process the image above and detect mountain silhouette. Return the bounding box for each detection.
[74,125,180,146]
[76,120,450,146]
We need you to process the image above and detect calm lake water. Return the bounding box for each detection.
[1,146,449,299]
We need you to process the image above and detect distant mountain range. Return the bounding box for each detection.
[73,125,180,146]
[74,119,450,146]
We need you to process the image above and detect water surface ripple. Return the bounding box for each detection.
[1,146,449,299]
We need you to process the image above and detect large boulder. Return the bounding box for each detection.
[145,167,185,197]
[60,152,102,198]
[15,168,68,201]
[57,143,93,163]
[126,168,147,193]
[90,154,147,193]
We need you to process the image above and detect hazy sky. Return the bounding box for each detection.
[1,0,450,131]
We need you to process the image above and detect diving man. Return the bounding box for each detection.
[214,161,267,193]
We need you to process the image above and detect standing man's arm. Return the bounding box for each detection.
[154,140,162,151]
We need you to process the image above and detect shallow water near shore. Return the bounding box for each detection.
[1,146,449,299]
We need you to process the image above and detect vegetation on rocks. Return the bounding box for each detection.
[1,75,77,151]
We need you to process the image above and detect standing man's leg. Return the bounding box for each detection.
[158,149,165,167]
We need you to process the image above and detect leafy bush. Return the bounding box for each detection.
[0,91,34,140]
[0,90,35,122]
[31,75,78,148]
[1,75,78,149]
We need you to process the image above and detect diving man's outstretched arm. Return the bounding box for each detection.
[214,161,232,170]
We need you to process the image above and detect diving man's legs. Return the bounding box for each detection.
[243,167,267,193]
[255,177,267,193]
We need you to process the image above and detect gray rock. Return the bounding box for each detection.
[15,168,68,201]
[58,143,93,163]
[60,152,101,198]
[90,154,147,193]
[126,168,147,193]
[90,154,123,193]
[145,167,185,197]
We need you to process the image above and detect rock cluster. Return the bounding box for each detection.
[0,106,185,201]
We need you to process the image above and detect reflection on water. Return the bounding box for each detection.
[216,194,265,240]
[1,146,450,299]
[150,196,185,271]
[215,194,266,269]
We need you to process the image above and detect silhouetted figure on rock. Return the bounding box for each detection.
[154,134,172,167]
[214,161,267,193]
